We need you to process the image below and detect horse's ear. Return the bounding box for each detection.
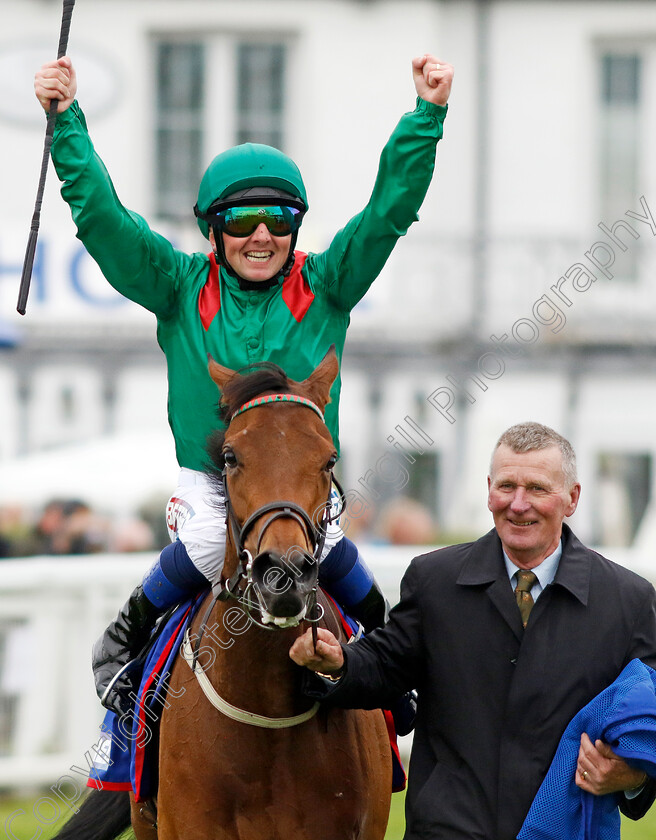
[301,345,339,411]
[208,354,236,392]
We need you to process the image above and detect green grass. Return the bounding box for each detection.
[2,787,656,839]
[0,794,68,840]
[385,789,406,839]
[621,810,656,840]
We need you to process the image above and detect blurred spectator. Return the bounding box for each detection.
[0,505,36,558]
[137,493,174,549]
[30,498,106,554]
[375,496,438,546]
[0,498,163,557]
[108,516,156,553]
[33,499,68,553]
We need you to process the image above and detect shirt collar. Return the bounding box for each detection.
[456,525,591,606]
[504,540,563,593]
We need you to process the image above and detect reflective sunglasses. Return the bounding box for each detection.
[211,205,304,238]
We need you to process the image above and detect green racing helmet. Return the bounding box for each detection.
[194,143,309,239]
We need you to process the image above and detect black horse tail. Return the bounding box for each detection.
[52,789,132,840]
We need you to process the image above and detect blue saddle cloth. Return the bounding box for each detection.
[518,658,656,840]
[88,592,406,800]
[87,596,199,797]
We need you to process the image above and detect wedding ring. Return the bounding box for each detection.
[582,770,588,780]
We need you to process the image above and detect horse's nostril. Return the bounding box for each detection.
[251,549,318,610]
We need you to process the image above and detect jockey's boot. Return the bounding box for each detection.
[92,584,163,719]
[319,537,417,735]
[93,540,208,719]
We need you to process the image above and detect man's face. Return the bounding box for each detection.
[487,444,581,568]
[209,226,291,283]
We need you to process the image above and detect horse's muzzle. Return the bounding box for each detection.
[250,548,317,620]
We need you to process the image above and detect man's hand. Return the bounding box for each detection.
[576,732,648,795]
[289,627,344,674]
[35,56,76,113]
[412,54,454,107]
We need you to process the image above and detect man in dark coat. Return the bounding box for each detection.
[290,421,656,839]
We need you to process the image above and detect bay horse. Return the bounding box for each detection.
[140,347,392,839]
[38,348,382,840]
[52,348,392,840]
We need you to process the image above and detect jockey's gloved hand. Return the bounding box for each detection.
[390,689,418,737]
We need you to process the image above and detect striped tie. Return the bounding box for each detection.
[515,570,538,628]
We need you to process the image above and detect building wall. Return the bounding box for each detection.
[2,1,656,554]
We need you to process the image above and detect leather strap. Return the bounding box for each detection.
[181,630,320,728]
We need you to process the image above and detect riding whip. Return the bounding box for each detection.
[16,0,76,315]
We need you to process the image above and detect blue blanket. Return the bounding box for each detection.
[518,659,656,840]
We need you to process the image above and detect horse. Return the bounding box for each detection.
[53,347,392,840]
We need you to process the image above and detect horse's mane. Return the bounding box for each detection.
[207,362,297,472]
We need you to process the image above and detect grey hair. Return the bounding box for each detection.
[490,422,578,487]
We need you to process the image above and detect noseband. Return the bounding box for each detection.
[216,393,345,630]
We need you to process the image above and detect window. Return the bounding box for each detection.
[155,41,205,219]
[404,451,439,517]
[154,37,288,221]
[236,43,286,148]
[593,451,651,546]
[598,52,641,278]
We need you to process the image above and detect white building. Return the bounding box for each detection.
[1,0,656,549]
[3,0,656,793]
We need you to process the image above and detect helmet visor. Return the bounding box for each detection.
[205,205,304,238]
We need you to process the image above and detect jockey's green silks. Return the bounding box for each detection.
[50,99,446,471]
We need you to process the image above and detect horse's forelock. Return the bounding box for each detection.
[208,363,308,474]
[218,363,293,421]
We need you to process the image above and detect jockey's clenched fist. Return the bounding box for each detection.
[35,56,77,113]
[412,54,454,107]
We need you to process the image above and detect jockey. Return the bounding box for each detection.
[34,53,453,722]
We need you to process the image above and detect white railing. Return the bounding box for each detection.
[0,548,413,790]
[0,545,653,791]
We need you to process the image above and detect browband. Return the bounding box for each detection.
[231,393,324,422]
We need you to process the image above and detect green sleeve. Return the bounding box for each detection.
[50,102,195,319]
[308,98,447,312]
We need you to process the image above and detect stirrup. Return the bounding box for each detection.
[99,658,141,710]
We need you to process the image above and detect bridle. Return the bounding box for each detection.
[182,390,345,728]
[216,392,345,631]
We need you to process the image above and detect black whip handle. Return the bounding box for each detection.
[17,0,76,316]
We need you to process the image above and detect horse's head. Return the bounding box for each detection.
[207,347,340,629]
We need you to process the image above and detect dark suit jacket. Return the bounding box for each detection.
[306,525,656,839]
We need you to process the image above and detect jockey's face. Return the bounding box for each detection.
[210,227,291,283]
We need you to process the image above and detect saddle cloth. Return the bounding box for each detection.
[87,592,406,800]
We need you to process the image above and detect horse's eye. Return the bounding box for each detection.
[223,449,238,468]
[325,453,338,471]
